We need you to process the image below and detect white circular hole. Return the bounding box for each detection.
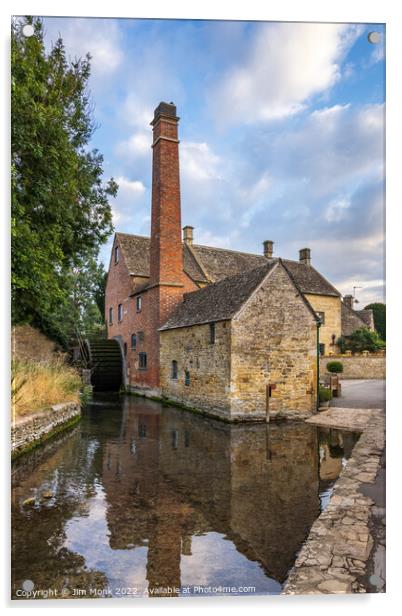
[22,24,35,38]
[368,31,381,44]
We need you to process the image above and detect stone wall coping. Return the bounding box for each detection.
[12,400,79,427]
[282,406,385,594]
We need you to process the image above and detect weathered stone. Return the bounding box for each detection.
[317,579,352,593]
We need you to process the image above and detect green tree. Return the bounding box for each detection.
[11,17,117,345]
[364,302,386,341]
[343,327,385,353]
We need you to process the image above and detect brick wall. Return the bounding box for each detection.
[320,355,385,379]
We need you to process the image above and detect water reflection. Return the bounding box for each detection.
[11,395,357,599]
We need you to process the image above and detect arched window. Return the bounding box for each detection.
[131,333,137,350]
[171,360,178,380]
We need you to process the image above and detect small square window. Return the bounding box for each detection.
[136,296,142,312]
[131,333,137,350]
[114,245,120,264]
[209,322,216,344]
[185,370,190,386]
[109,307,113,325]
[118,303,123,322]
[139,352,147,370]
[316,311,325,325]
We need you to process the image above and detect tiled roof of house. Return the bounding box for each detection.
[160,261,278,330]
[355,309,375,330]
[341,303,371,336]
[115,232,341,297]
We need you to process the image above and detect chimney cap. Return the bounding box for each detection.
[151,101,179,124]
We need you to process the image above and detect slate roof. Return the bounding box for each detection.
[341,303,371,336]
[355,309,375,329]
[115,232,340,297]
[159,261,278,330]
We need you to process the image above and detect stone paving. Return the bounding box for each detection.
[282,406,385,594]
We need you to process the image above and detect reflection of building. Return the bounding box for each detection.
[101,398,321,591]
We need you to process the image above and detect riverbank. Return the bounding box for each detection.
[282,406,385,594]
[11,401,81,459]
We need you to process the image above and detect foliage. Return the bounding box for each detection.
[364,302,386,341]
[11,357,82,417]
[336,336,346,354]
[342,327,386,354]
[11,17,117,346]
[326,360,343,374]
[319,387,333,403]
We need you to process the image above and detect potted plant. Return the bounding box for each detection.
[326,360,343,374]
[319,386,332,410]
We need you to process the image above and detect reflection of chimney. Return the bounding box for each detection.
[183,225,194,246]
[343,294,354,310]
[299,247,311,266]
[263,240,274,258]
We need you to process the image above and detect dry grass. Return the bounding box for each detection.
[11,357,82,419]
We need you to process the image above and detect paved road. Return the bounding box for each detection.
[330,379,385,409]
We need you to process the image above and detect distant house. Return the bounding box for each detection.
[105,101,372,421]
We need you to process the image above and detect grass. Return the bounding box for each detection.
[11,357,82,420]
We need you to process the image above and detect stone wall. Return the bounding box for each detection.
[12,324,58,363]
[11,402,81,458]
[304,293,341,353]
[230,265,318,420]
[320,355,385,380]
[160,321,232,420]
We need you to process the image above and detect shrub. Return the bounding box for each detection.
[11,357,82,418]
[319,387,333,403]
[326,360,343,374]
[343,327,385,353]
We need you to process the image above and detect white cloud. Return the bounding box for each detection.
[115,176,146,194]
[44,18,123,75]
[181,142,222,182]
[325,197,351,222]
[211,22,364,124]
[116,132,150,159]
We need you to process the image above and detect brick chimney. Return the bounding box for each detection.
[263,240,274,258]
[183,225,194,245]
[343,294,354,310]
[299,247,311,266]
[149,101,184,288]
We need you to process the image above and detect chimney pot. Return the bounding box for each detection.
[343,295,354,310]
[299,247,311,266]
[183,226,194,246]
[263,240,274,258]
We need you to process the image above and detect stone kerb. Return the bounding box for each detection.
[282,407,385,594]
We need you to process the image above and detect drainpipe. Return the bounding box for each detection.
[316,322,321,411]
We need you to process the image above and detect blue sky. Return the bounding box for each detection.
[43,17,385,306]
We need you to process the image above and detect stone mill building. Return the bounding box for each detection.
[105,101,373,421]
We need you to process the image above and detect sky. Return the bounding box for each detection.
[42,17,386,306]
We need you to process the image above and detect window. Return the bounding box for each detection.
[185,370,190,386]
[131,333,137,350]
[109,307,113,325]
[139,423,146,438]
[139,352,147,370]
[171,360,178,380]
[209,322,216,344]
[316,311,325,325]
[136,296,142,312]
[184,431,190,448]
[114,245,119,264]
[331,334,336,345]
[171,430,178,450]
[123,342,127,356]
[319,343,325,356]
[118,303,123,322]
